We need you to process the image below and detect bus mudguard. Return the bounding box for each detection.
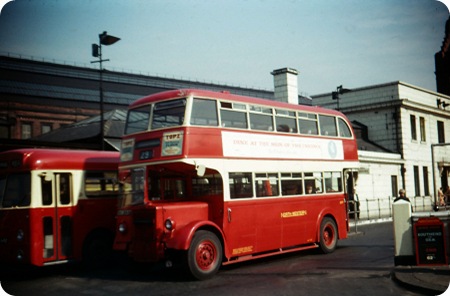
[164,220,226,253]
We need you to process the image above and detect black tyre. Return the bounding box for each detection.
[82,231,114,268]
[319,217,338,253]
[186,230,222,280]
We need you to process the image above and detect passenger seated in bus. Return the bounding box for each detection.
[306,184,314,194]
[277,125,290,132]
[284,186,297,195]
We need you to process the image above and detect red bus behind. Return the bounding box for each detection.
[0,149,119,267]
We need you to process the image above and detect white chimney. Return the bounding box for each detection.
[271,67,299,105]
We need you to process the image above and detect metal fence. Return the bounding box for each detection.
[348,196,435,232]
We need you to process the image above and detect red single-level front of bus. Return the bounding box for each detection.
[0,209,31,265]
[0,208,59,266]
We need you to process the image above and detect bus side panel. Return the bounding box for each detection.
[184,128,223,158]
[343,138,358,161]
[223,195,348,258]
[280,195,349,247]
[72,198,117,260]
[223,201,257,257]
[280,198,315,247]
[224,200,283,256]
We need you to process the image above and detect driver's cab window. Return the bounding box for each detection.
[147,173,161,201]
[163,178,186,200]
[147,172,186,201]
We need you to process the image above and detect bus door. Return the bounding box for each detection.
[344,169,358,219]
[40,172,73,263]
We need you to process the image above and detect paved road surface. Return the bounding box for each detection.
[1,222,426,296]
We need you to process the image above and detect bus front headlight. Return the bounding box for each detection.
[17,229,24,241]
[118,223,127,234]
[17,250,24,261]
[164,218,175,231]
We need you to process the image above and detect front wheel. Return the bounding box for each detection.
[186,230,222,280]
[319,217,338,253]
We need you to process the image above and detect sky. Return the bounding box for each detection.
[0,0,448,96]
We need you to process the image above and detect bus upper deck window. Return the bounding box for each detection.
[220,102,248,129]
[152,99,186,130]
[249,105,273,131]
[125,105,151,135]
[298,113,318,135]
[191,98,218,126]
[338,118,352,138]
[276,109,297,133]
[319,115,337,137]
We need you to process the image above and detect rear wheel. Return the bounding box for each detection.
[319,217,338,253]
[82,231,114,268]
[186,230,222,280]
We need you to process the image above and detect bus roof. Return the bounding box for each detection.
[0,149,119,171]
[129,89,344,117]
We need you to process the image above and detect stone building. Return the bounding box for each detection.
[312,81,450,212]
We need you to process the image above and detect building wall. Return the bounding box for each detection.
[350,108,400,153]
[356,151,404,219]
[0,55,304,146]
[0,99,95,139]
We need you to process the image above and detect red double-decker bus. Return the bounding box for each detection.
[0,149,119,267]
[114,89,359,279]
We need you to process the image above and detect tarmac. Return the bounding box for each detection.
[392,265,450,295]
[350,218,450,295]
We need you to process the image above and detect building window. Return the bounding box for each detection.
[419,117,426,142]
[410,115,417,141]
[423,167,429,196]
[438,121,445,143]
[0,125,9,138]
[391,175,398,198]
[41,123,52,135]
[413,166,420,197]
[21,123,32,139]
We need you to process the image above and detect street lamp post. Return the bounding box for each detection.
[91,31,120,150]
[332,85,351,110]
